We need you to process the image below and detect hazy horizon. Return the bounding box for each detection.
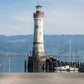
[1,34,84,36]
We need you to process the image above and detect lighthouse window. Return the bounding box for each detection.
[39,32,41,35]
[39,19,41,22]
[35,25,38,29]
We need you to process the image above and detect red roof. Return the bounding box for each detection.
[33,12,44,16]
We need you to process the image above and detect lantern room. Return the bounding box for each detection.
[36,5,42,13]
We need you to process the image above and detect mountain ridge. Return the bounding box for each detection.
[0,35,84,55]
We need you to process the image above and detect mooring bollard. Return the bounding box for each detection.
[9,58,10,72]
[24,60,27,72]
[3,59,5,72]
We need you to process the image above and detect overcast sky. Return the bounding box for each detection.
[0,0,84,36]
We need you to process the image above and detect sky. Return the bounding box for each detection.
[0,0,84,36]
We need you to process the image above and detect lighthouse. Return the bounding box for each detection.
[32,5,44,57]
[28,4,47,71]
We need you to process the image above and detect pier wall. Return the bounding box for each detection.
[28,56,84,72]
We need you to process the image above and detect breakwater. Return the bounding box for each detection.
[27,56,84,72]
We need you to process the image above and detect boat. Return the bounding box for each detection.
[55,65,70,71]
[69,67,79,72]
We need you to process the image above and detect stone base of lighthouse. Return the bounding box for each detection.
[28,56,47,72]
[28,56,57,72]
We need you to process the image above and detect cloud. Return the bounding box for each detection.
[12,16,32,23]
[0,24,33,36]
[44,8,84,35]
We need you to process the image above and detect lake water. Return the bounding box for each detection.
[0,56,28,73]
[0,55,84,73]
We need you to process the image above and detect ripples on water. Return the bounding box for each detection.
[0,56,28,73]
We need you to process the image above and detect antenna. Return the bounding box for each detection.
[69,37,71,62]
[38,0,39,5]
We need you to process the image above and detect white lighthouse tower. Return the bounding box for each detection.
[28,3,47,71]
[32,5,44,57]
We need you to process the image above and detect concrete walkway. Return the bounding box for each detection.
[0,73,84,84]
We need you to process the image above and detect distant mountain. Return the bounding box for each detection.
[0,35,84,55]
